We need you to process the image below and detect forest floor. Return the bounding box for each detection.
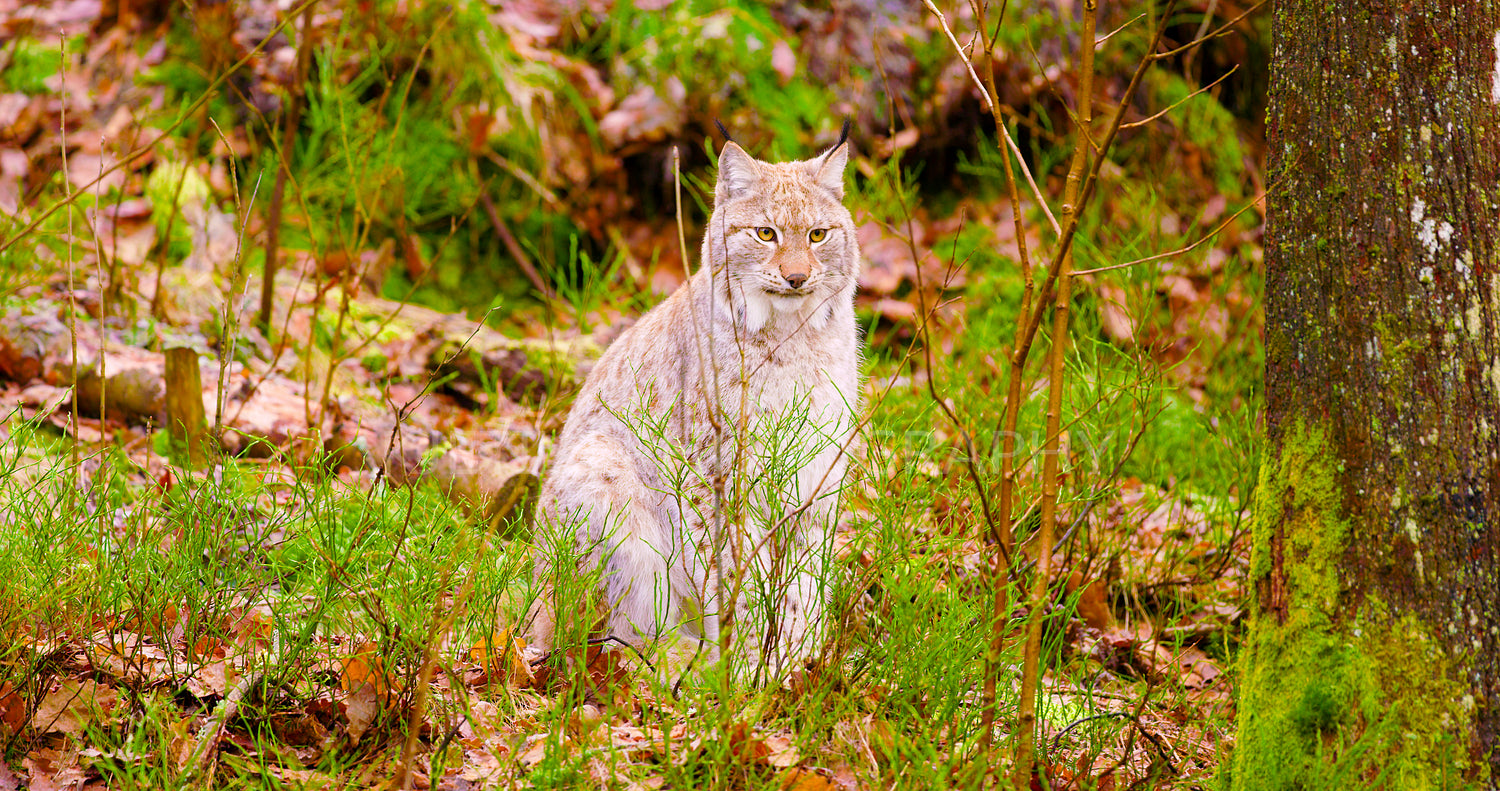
[0,1,1266,788]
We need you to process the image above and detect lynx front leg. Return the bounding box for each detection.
[540,436,685,652]
[765,529,833,675]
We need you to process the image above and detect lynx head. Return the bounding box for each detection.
[705,132,859,334]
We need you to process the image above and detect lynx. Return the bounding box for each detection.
[532,128,862,677]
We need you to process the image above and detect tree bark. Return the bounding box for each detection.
[1235,2,1500,788]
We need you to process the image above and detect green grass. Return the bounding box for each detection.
[0,416,536,785]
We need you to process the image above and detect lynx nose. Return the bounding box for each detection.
[784,272,807,289]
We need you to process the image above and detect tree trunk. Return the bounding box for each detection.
[1235,3,1500,788]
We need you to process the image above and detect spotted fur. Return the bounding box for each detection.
[533,135,861,677]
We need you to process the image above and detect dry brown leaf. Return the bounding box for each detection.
[763,733,800,768]
[0,96,39,145]
[468,629,534,688]
[30,678,118,737]
[94,218,156,268]
[22,745,91,791]
[724,721,772,764]
[781,767,833,790]
[0,682,25,736]
[337,642,394,744]
[343,682,380,747]
[517,736,550,768]
[598,78,686,150]
[66,151,127,193]
[184,660,233,699]
[1067,570,1114,630]
[1097,284,1135,346]
[0,147,27,214]
[869,297,917,322]
[340,642,393,698]
[266,766,338,789]
[857,231,918,295]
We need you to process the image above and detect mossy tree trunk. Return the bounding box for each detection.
[1234,3,1500,789]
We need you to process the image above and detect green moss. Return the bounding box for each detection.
[1289,682,1343,740]
[1233,419,1484,791]
[0,36,83,94]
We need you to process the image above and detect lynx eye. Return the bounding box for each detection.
[809,228,828,243]
[754,227,778,242]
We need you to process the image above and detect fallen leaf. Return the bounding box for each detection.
[869,297,917,322]
[0,682,25,736]
[469,629,534,688]
[781,767,833,790]
[1097,284,1135,346]
[517,736,550,768]
[764,733,800,768]
[340,642,393,699]
[343,682,380,747]
[30,678,118,737]
[598,77,686,149]
[22,745,91,791]
[1067,570,1113,630]
[66,151,127,193]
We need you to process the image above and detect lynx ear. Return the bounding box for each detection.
[811,142,849,199]
[716,142,759,201]
[810,122,851,199]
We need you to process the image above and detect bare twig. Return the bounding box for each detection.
[1153,0,1268,60]
[258,2,314,332]
[996,122,1062,235]
[1120,66,1239,130]
[480,191,555,301]
[1017,0,1179,362]
[182,669,269,784]
[923,1,1060,237]
[1014,0,1095,782]
[923,0,995,113]
[1073,193,1261,275]
[1097,13,1146,47]
[62,33,79,471]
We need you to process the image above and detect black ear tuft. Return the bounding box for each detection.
[836,118,851,150]
[714,119,734,143]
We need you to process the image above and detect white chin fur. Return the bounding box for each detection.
[738,289,772,334]
[736,287,837,335]
[770,293,810,313]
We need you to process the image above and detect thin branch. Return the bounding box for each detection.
[1017,0,1179,361]
[258,1,314,332]
[1121,65,1238,130]
[924,2,1061,237]
[1096,13,1146,47]
[1073,194,1261,275]
[1014,0,1095,781]
[923,0,995,113]
[1153,0,1269,61]
[480,191,555,301]
[998,123,1062,236]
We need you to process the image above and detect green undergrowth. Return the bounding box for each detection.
[0,414,1049,789]
[0,416,532,782]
